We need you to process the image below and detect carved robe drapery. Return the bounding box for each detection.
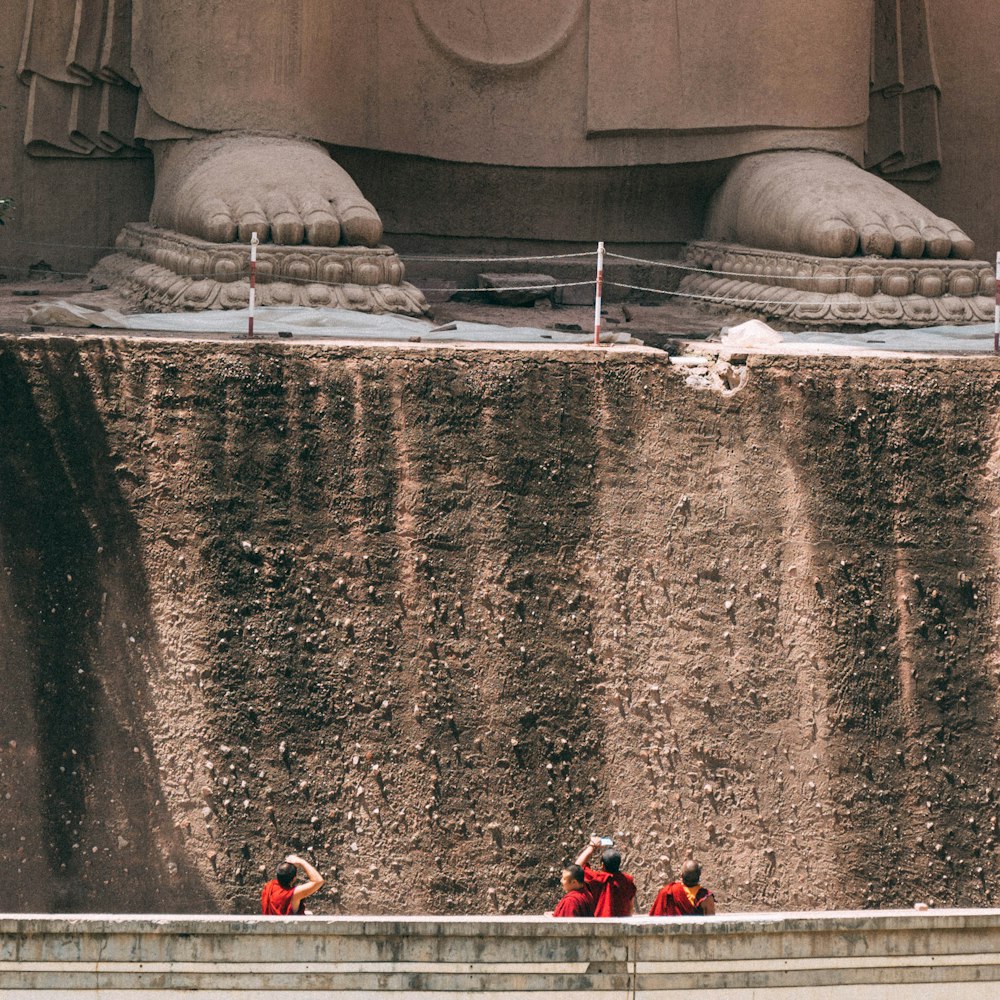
[18,0,140,156]
[128,0,868,166]
[866,0,942,180]
[20,0,942,178]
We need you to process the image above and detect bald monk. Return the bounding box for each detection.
[17,1,974,262]
[648,860,717,917]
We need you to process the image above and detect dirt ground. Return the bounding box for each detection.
[2,278,1000,918]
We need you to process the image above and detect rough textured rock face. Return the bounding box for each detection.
[1,338,998,915]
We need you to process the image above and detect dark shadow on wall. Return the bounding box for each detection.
[0,344,213,912]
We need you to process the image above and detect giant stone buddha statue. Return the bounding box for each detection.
[12,0,994,323]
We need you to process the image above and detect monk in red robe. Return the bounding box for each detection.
[261,853,325,915]
[648,859,716,916]
[575,837,636,917]
[550,864,594,918]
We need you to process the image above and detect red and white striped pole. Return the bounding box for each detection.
[994,251,999,353]
[248,231,259,340]
[593,240,605,346]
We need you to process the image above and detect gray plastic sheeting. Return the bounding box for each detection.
[783,322,998,354]
[24,302,638,345]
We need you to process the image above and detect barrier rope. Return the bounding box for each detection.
[10,237,985,285]
[399,251,597,263]
[441,281,595,294]
[604,249,830,283]
[5,238,768,280]
[7,239,127,253]
[8,239,598,266]
[5,238,832,282]
[604,280,846,309]
[0,263,94,280]
[0,258,833,308]
[0,259,594,297]
[4,239,988,310]
[0,259,876,308]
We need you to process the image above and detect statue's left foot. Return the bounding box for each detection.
[706,151,975,260]
[150,135,383,248]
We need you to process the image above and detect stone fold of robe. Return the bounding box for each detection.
[19,0,142,156]
[131,0,871,168]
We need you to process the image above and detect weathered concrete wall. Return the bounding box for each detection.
[2,911,1000,996]
[1,338,1000,918]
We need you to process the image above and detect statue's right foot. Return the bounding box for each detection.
[706,151,974,260]
[150,135,383,247]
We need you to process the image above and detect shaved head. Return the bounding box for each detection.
[276,861,297,888]
[560,863,587,895]
[681,860,702,887]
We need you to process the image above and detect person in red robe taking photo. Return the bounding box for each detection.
[261,853,325,915]
[575,836,636,916]
[548,864,594,917]
[648,859,717,916]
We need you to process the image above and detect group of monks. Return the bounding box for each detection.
[551,836,715,918]
[260,839,713,918]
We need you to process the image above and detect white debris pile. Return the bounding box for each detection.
[720,319,784,348]
[670,354,748,395]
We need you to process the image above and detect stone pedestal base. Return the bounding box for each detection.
[680,241,994,327]
[93,224,429,316]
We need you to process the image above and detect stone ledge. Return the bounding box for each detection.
[3,911,1000,995]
